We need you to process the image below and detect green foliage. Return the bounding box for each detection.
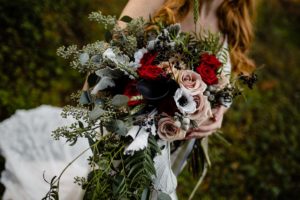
[81,134,160,200]
[42,176,59,200]
[88,11,117,29]
[194,31,223,55]
[124,135,159,187]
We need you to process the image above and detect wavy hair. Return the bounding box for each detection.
[152,0,255,75]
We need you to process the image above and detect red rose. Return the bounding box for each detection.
[123,80,143,106]
[137,52,165,80]
[196,64,219,85]
[137,65,165,80]
[140,52,158,66]
[196,53,222,85]
[200,53,222,70]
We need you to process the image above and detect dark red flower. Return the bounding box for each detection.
[200,53,222,70]
[196,64,219,85]
[137,65,165,80]
[157,96,179,116]
[196,53,222,85]
[140,52,158,66]
[123,80,143,106]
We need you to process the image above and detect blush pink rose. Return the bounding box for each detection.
[157,116,186,141]
[189,94,213,126]
[177,70,207,95]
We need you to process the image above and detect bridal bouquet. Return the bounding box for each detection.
[44,12,256,200]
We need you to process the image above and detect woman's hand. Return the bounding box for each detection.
[185,106,228,139]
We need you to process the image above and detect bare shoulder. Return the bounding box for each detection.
[119,0,165,20]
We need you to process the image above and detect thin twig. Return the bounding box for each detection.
[188,162,208,200]
[56,146,91,193]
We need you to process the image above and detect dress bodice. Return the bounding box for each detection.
[220,36,232,75]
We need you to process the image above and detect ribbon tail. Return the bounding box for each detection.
[171,138,196,176]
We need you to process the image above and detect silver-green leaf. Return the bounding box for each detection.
[106,120,128,136]
[111,95,129,107]
[89,106,105,121]
[201,136,211,167]
[79,91,91,105]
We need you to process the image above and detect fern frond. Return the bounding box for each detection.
[217,47,229,67]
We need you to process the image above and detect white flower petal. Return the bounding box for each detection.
[174,88,196,114]
[91,77,115,94]
[124,130,149,156]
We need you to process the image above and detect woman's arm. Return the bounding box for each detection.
[119,0,165,20]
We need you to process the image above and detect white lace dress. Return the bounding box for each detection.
[0,105,90,200]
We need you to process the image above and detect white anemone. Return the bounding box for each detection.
[174,88,196,114]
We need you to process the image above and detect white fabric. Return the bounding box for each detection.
[153,141,177,196]
[0,105,90,200]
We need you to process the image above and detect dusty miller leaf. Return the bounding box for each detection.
[124,130,149,155]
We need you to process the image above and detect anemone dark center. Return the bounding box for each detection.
[178,96,188,106]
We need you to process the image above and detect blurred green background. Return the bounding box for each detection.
[0,0,300,199]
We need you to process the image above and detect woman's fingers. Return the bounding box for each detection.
[184,105,229,139]
[212,105,227,121]
[185,116,223,139]
[193,117,223,132]
[185,130,213,139]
